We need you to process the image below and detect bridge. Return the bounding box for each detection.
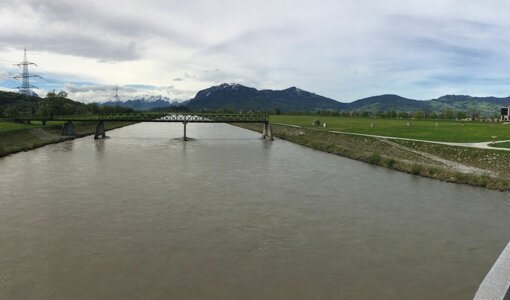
[14,113,273,141]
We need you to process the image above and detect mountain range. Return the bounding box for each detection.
[3,83,508,116]
[182,83,510,115]
[101,95,186,111]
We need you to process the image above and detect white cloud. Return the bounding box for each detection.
[1,0,510,102]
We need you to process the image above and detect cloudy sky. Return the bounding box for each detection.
[1,0,510,103]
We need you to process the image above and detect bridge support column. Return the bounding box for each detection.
[94,121,106,139]
[41,120,46,126]
[61,121,75,136]
[183,122,188,141]
[263,122,273,141]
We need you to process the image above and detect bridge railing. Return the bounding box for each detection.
[13,112,269,123]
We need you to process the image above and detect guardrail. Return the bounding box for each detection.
[474,241,510,300]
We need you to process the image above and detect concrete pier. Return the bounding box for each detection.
[183,122,188,141]
[94,121,106,139]
[263,122,273,141]
[61,121,75,136]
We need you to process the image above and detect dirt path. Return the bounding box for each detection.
[376,138,493,175]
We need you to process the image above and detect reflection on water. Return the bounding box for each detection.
[51,140,74,153]
[0,122,509,300]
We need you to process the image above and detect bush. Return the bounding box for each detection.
[368,152,382,165]
[383,157,396,168]
[427,166,439,176]
[411,164,422,175]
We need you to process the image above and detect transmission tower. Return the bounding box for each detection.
[13,49,41,96]
[113,85,121,113]
[113,85,121,102]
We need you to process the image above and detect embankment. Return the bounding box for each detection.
[0,122,134,157]
[236,123,510,191]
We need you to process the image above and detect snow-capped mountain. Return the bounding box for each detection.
[101,95,178,111]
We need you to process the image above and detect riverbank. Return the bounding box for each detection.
[0,121,134,157]
[236,123,510,191]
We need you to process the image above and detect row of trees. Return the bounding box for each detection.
[1,91,134,117]
[279,109,499,120]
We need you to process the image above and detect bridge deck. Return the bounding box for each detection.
[15,113,269,123]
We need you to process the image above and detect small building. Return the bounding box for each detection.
[501,107,510,121]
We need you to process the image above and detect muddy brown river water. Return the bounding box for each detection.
[0,123,509,299]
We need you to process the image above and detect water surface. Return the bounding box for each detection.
[0,123,509,299]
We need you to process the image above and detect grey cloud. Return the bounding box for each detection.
[0,33,141,62]
[0,0,202,61]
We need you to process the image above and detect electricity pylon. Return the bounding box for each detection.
[13,49,41,96]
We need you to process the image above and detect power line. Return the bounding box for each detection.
[12,49,41,96]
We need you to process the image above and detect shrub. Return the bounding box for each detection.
[368,152,382,165]
[383,157,396,168]
[427,166,439,176]
[411,164,422,175]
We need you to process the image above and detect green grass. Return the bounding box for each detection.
[489,141,510,149]
[0,122,37,132]
[0,121,68,132]
[270,115,510,143]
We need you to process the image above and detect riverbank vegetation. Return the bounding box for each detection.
[236,123,510,191]
[0,90,134,117]
[0,121,133,157]
[270,115,510,143]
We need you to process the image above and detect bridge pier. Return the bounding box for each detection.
[262,122,273,141]
[94,121,106,139]
[61,121,75,136]
[41,120,46,126]
[183,122,187,141]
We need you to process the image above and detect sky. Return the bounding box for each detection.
[1,0,510,103]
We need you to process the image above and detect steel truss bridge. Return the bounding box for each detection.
[14,113,273,141]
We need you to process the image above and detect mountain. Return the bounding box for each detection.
[345,94,429,112]
[101,95,177,111]
[0,90,41,116]
[0,90,102,117]
[184,83,509,115]
[0,90,40,106]
[186,83,345,112]
[340,94,509,115]
[428,95,510,115]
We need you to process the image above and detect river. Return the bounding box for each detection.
[0,123,509,299]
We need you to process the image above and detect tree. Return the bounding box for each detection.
[57,91,68,98]
[386,110,397,118]
[398,111,409,119]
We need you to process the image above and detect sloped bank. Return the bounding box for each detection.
[0,122,134,158]
[235,123,510,191]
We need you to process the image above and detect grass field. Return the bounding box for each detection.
[270,115,510,143]
[0,121,67,132]
[0,122,37,132]
[489,141,510,149]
